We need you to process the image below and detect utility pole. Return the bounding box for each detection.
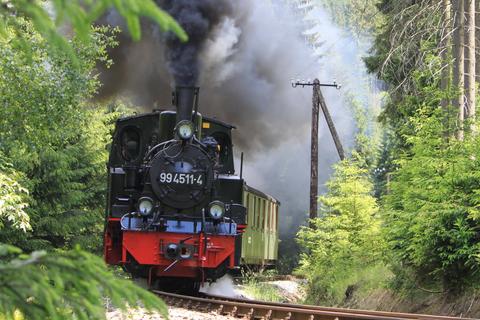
[292,79,343,226]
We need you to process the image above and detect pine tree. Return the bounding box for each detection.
[296,156,384,304]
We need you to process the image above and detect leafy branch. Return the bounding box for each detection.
[0,244,168,320]
[0,0,188,66]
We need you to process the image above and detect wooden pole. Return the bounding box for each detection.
[310,79,320,226]
[318,88,346,161]
[292,78,343,227]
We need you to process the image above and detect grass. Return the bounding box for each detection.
[243,280,283,302]
[241,270,284,302]
[302,263,393,306]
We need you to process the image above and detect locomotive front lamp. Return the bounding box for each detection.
[138,197,154,216]
[208,201,225,220]
[175,120,194,140]
[179,246,192,259]
[166,243,178,259]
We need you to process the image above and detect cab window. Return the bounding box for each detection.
[210,132,231,170]
[120,127,141,161]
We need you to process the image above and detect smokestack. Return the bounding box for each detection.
[172,86,199,124]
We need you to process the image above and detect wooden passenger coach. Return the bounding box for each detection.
[241,186,279,267]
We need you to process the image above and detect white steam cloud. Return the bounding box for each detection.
[200,275,241,297]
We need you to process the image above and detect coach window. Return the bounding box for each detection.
[268,203,272,231]
[256,197,260,229]
[249,194,254,226]
[275,205,279,231]
[253,196,257,228]
[265,200,268,230]
[260,200,264,230]
[245,193,249,223]
[265,202,268,231]
[272,204,276,231]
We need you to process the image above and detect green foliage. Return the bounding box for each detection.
[0,20,118,252]
[348,92,382,169]
[364,0,443,143]
[241,270,283,303]
[318,0,381,39]
[0,181,167,320]
[0,155,30,232]
[367,6,480,288]
[296,158,385,304]
[0,244,167,320]
[0,0,187,67]
[0,15,167,320]
[383,109,480,290]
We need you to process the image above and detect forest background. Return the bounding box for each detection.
[295,0,480,313]
[1,0,480,319]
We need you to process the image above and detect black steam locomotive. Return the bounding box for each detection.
[104,87,279,291]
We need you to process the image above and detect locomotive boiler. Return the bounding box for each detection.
[104,86,279,292]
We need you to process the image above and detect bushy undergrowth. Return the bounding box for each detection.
[301,264,391,305]
[296,157,387,305]
[383,111,480,290]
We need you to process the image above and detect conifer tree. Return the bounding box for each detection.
[296,155,383,304]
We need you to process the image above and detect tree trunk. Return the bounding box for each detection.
[465,0,476,126]
[441,0,452,137]
[453,0,465,140]
[475,0,480,83]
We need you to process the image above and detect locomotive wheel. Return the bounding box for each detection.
[154,277,201,295]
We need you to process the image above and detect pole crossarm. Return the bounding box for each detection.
[291,79,341,89]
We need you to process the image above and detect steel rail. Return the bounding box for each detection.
[152,290,475,320]
[201,292,473,320]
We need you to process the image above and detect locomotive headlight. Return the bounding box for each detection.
[138,197,154,216]
[179,245,192,259]
[208,201,225,220]
[175,120,194,140]
[166,243,178,259]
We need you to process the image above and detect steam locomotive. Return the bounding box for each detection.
[103,86,279,291]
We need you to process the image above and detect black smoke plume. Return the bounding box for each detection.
[161,0,232,86]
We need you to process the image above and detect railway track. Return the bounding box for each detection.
[152,290,476,320]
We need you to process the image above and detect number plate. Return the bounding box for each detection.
[158,172,204,186]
